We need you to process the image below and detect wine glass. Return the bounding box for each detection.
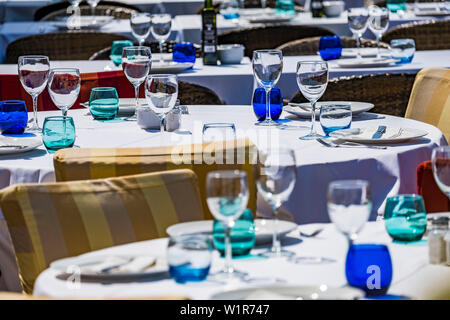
[327,180,372,244]
[256,148,297,257]
[151,14,172,64]
[48,68,81,116]
[347,8,370,60]
[144,74,178,134]
[368,5,389,58]
[432,146,450,199]
[18,55,50,132]
[206,170,249,280]
[252,50,283,127]
[69,0,82,9]
[130,13,152,46]
[296,61,328,140]
[122,46,152,119]
[87,0,100,16]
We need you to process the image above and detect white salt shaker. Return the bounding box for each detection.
[428,216,449,265]
[445,229,450,266]
[165,99,181,132]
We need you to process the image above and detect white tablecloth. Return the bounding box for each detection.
[32,221,450,299]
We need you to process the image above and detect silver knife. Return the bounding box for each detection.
[372,125,386,139]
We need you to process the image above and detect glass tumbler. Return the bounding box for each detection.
[89,87,119,120]
[390,39,415,64]
[110,40,134,66]
[0,100,28,134]
[319,36,343,60]
[42,116,76,152]
[320,104,352,136]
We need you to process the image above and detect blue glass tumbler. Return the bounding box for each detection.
[172,43,196,64]
[42,116,76,152]
[0,100,28,134]
[253,87,283,121]
[319,36,343,61]
[110,40,134,66]
[345,244,393,296]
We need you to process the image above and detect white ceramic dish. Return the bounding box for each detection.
[238,8,276,17]
[0,135,42,155]
[341,48,391,58]
[323,1,345,17]
[336,57,398,68]
[246,15,295,24]
[217,44,244,64]
[150,61,194,73]
[285,101,374,118]
[329,126,428,144]
[53,16,114,30]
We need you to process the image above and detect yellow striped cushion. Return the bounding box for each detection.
[53,138,258,219]
[405,68,450,141]
[0,169,203,293]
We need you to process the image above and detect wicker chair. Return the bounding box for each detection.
[36,1,140,21]
[290,73,417,117]
[276,36,390,56]
[5,31,130,63]
[196,0,304,14]
[383,20,450,51]
[218,25,334,57]
[179,81,224,105]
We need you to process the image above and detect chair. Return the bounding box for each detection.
[0,169,203,293]
[290,73,417,117]
[405,68,450,141]
[53,138,258,221]
[5,31,130,63]
[383,20,450,51]
[276,36,389,56]
[218,25,334,57]
[178,81,224,105]
[416,161,450,213]
[35,1,140,21]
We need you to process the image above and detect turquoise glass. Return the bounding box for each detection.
[275,0,296,15]
[110,40,133,66]
[387,0,406,12]
[42,116,76,152]
[213,209,256,257]
[89,87,119,120]
[384,194,427,242]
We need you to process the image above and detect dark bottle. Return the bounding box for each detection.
[202,0,218,65]
[311,0,324,18]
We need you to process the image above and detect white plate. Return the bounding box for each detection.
[341,48,391,58]
[238,8,276,17]
[329,126,428,144]
[150,61,194,74]
[53,16,114,30]
[336,58,398,68]
[0,135,42,155]
[210,285,364,300]
[246,14,295,24]
[415,9,450,16]
[166,219,298,245]
[285,101,374,119]
[50,254,167,280]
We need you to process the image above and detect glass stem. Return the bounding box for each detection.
[271,208,281,254]
[376,34,381,58]
[356,35,361,59]
[159,41,164,63]
[91,6,95,16]
[32,94,39,130]
[224,225,234,274]
[134,84,140,111]
[265,87,272,122]
[310,100,317,135]
[160,116,165,134]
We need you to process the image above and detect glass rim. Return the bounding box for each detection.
[49,68,80,73]
[348,243,389,250]
[146,74,178,80]
[252,49,282,55]
[168,233,212,242]
[18,55,49,60]
[91,87,117,91]
[43,116,74,121]
[328,179,369,189]
[122,46,152,51]
[386,194,423,201]
[390,38,415,43]
[207,170,247,179]
[297,60,328,66]
[0,100,26,104]
[320,104,351,109]
[203,122,235,129]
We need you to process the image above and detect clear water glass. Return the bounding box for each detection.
[89,87,119,120]
[144,74,178,134]
[220,0,240,21]
[18,55,50,132]
[252,50,283,127]
[48,68,81,117]
[42,116,76,153]
[167,234,213,283]
[347,8,370,59]
[320,104,352,136]
[368,5,389,58]
[296,61,328,140]
[202,123,236,143]
[87,0,100,16]
[390,39,415,64]
[151,14,172,64]
[130,13,152,46]
[122,46,152,119]
[256,148,297,258]
[432,146,450,199]
[69,0,81,8]
[327,180,372,243]
[206,170,249,281]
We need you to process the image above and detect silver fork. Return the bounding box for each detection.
[388,128,404,139]
[317,138,387,150]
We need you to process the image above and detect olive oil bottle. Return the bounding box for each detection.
[202,0,218,65]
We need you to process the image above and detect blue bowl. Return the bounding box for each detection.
[0,100,28,134]
[319,36,342,61]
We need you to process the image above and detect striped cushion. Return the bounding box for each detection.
[405,68,450,141]
[53,138,258,219]
[0,169,203,293]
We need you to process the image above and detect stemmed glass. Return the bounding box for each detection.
[256,148,297,257]
[47,68,81,116]
[347,8,370,60]
[87,0,100,16]
[296,61,328,140]
[122,46,152,119]
[144,74,178,134]
[432,146,450,199]
[69,0,82,9]
[206,170,249,280]
[368,5,389,58]
[252,50,283,127]
[151,14,172,64]
[18,55,50,132]
[130,13,152,46]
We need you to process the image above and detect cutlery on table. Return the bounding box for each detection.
[317,138,387,150]
[299,228,324,238]
[0,145,27,149]
[372,125,387,139]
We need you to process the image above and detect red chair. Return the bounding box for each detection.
[417,161,450,213]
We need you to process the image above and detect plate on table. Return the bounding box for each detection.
[341,48,391,58]
[414,8,450,17]
[53,16,114,30]
[150,61,194,73]
[210,285,364,300]
[329,126,428,144]
[50,254,167,280]
[285,101,374,119]
[336,58,398,68]
[0,135,42,155]
[166,219,298,245]
[246,15,295,24]
[238,8,276,17]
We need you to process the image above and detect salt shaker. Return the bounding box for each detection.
[445,228,450,266]
[428,216,449,264]
[165,99,181,132]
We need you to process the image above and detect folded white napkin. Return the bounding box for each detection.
[137,107,180,132]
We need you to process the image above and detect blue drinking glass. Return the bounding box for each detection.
[253,87,283,121]
[42,116,76,152]
[110,40,134,66]
[0,100,28,134]
[319,36,343,61]
[89,87,119,120]
[390,39,415,64]
[320,104,352,136]
[172,43,196,64]
[345,244,393,296]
